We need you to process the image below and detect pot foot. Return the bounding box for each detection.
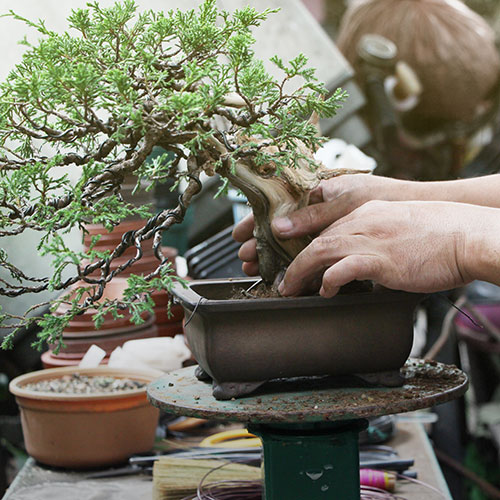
[212,380,266,400]
[355,370,404,387]
[195,365,212,382]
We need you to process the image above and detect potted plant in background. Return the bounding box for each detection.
[0,0,421,402]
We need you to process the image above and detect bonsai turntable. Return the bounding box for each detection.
[148,359,467,500]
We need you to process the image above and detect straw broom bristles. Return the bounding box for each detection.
[153,458,261,500]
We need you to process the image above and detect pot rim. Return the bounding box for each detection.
[60,313,155,338]
[9,366,164,401]
[172,278,425,312]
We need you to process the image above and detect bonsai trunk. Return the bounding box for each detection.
[224,141,363,286]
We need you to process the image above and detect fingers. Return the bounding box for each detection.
[272,200,350,240]
[320,255,380,297]
[236,237,260,276]
[233,214,260,277]
[232,213,255,243]
[238,238,257,263]
[278,235,351,296]
[242,261,260,276]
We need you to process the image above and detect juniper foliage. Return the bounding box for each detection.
[0,0,345,349]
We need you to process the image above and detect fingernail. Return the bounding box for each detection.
[273,216,293,234]
[278,281,286,295]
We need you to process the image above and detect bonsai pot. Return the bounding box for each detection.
[9,366,162,468]
[171,278,423,400]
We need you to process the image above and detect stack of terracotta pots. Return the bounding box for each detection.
[42,278,158,368]
[83,220,178,277]
[42,220,184,367]
[151,289,185,338]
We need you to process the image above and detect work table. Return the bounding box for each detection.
[2,421,452,500]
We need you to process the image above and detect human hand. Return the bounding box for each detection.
[232,174,401,275]
[232,213,260,276]
[278,200,499,297]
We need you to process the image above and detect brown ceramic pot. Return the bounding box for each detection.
[58,310,152,334]
[171,278,424,399]
[9,366,162,468]
[84,220,146,242]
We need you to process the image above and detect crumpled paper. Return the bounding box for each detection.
[108,335,191,372]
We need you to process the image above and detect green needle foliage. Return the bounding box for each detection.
[0,0,345,350]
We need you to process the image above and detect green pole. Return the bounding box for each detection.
[249,420,367,500]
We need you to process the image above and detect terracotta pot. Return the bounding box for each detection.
[83,248,177,277]
[50,315,158,357]
[156,321,184,338]
[83,220,178,277]
[62,316,155,339]
[84,245,156,261]
[84,220,146,239]
[154,304,184,324]
[41,351,110,369]
[56,277,129,314]
[57,326,158,357]
[151,289,171,307]
[9,366,162,468]
[59,310,151,333]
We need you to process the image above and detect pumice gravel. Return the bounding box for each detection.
[23,374,146,394]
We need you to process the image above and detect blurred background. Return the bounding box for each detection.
[2,1,500,498]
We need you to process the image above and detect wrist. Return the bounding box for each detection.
[377,177,462,203]
[461,207,500,285]
[375,177,421,202]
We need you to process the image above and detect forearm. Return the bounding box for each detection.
[389,174,500,208]
[463,205,500,286]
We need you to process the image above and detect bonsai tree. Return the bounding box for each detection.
[0,0,352,350]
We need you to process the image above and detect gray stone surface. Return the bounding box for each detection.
[2,458,152,500]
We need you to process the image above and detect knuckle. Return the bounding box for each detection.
[291,205,316,229]
[349,254,365,268]
[308,236,337,262]
[351,255,380,280]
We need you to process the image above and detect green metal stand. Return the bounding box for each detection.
[249,420,367,500]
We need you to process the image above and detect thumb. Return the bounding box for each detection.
[271,201,349,239]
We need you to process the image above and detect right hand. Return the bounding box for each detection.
[232,174,403,275]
